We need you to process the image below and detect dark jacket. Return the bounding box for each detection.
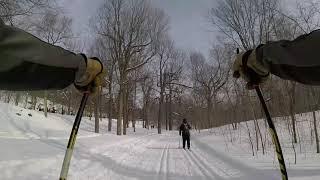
[256,29,320,85]
[179,123,191,137]
[0,19,85,91]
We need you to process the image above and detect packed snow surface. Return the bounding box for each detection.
[0,102,319,179]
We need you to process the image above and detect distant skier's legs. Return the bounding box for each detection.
[187,136,190,149]
[182,136,186,149]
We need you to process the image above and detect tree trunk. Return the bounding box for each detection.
[142,98,146,128]
[158,93,164,134]
[24,94,28,109]
[117,88,123,135]
[44,91,48,117]
[313,111,320,153]
[52,99,55,110]
[254,119,259,151]
[89,102,93,121]
[248,94,264,154]
[6,92,12,103]
[67,96,71,115]
[99,87,103,120]
[15,92,20,106]
[94,88,100,133]
[207,98,212,129]
[145,100,149,129]
[158,74,165,134]
[108,77,113,132]
[32,95,37,110]
[168,86,173,131]
[165,94,168,131]
[245,122,255,156]
[289,82,297,143]
[290,111,297,143]
[257,120,265,155]
[133,82,136,132]
[123,89,128,135]
[123,82,130,135]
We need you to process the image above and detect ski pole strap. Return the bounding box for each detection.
[255,87,288,180]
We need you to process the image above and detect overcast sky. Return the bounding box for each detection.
[62,0,217,57]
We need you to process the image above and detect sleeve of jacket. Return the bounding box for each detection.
[0,19,86,91]
[256,29,320,85]
[179,124,182,135]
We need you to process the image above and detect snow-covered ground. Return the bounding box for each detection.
[0,102,319,180]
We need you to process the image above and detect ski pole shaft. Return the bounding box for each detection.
[255,86,288,180]
[234,48,287,179]
[59,92,90,180]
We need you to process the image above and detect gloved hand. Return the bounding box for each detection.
[232,48,270,89]
[74,55,106,95]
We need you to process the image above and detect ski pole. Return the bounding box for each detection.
[59,91,90,180]
[234,48,288,180]
[255,86,288,180]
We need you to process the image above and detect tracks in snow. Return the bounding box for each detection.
[77,132,266,180]
[182,148,218,180]
[158,143,170,180]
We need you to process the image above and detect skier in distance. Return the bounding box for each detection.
[233,29,320,87]
[179,118,191,150]
[0,19,105,93]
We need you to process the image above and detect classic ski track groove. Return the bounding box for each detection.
[158,143,169,180]
[191,145,232,177]
[188,149,224,180]
[165,144,170,180]
[182,149,207,180]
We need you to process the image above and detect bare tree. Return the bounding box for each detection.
[190,48,229,128]
[0,0,57,25]
[89,37,113,132]
[209,0,279,50]
[35,11,73,45]
[33,11,73,118]
[154,36,174,134]
[94,0,168,135]
[165,49,185,130]
[140,68,154,129]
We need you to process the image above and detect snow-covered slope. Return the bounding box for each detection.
[0,102,319,180]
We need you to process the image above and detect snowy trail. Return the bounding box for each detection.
[0,124,276,180]
[71,132,272,180]
[1,103,320,179]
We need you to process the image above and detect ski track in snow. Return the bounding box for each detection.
[157,143,167,180]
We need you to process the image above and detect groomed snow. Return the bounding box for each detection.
[0,102,319,180]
